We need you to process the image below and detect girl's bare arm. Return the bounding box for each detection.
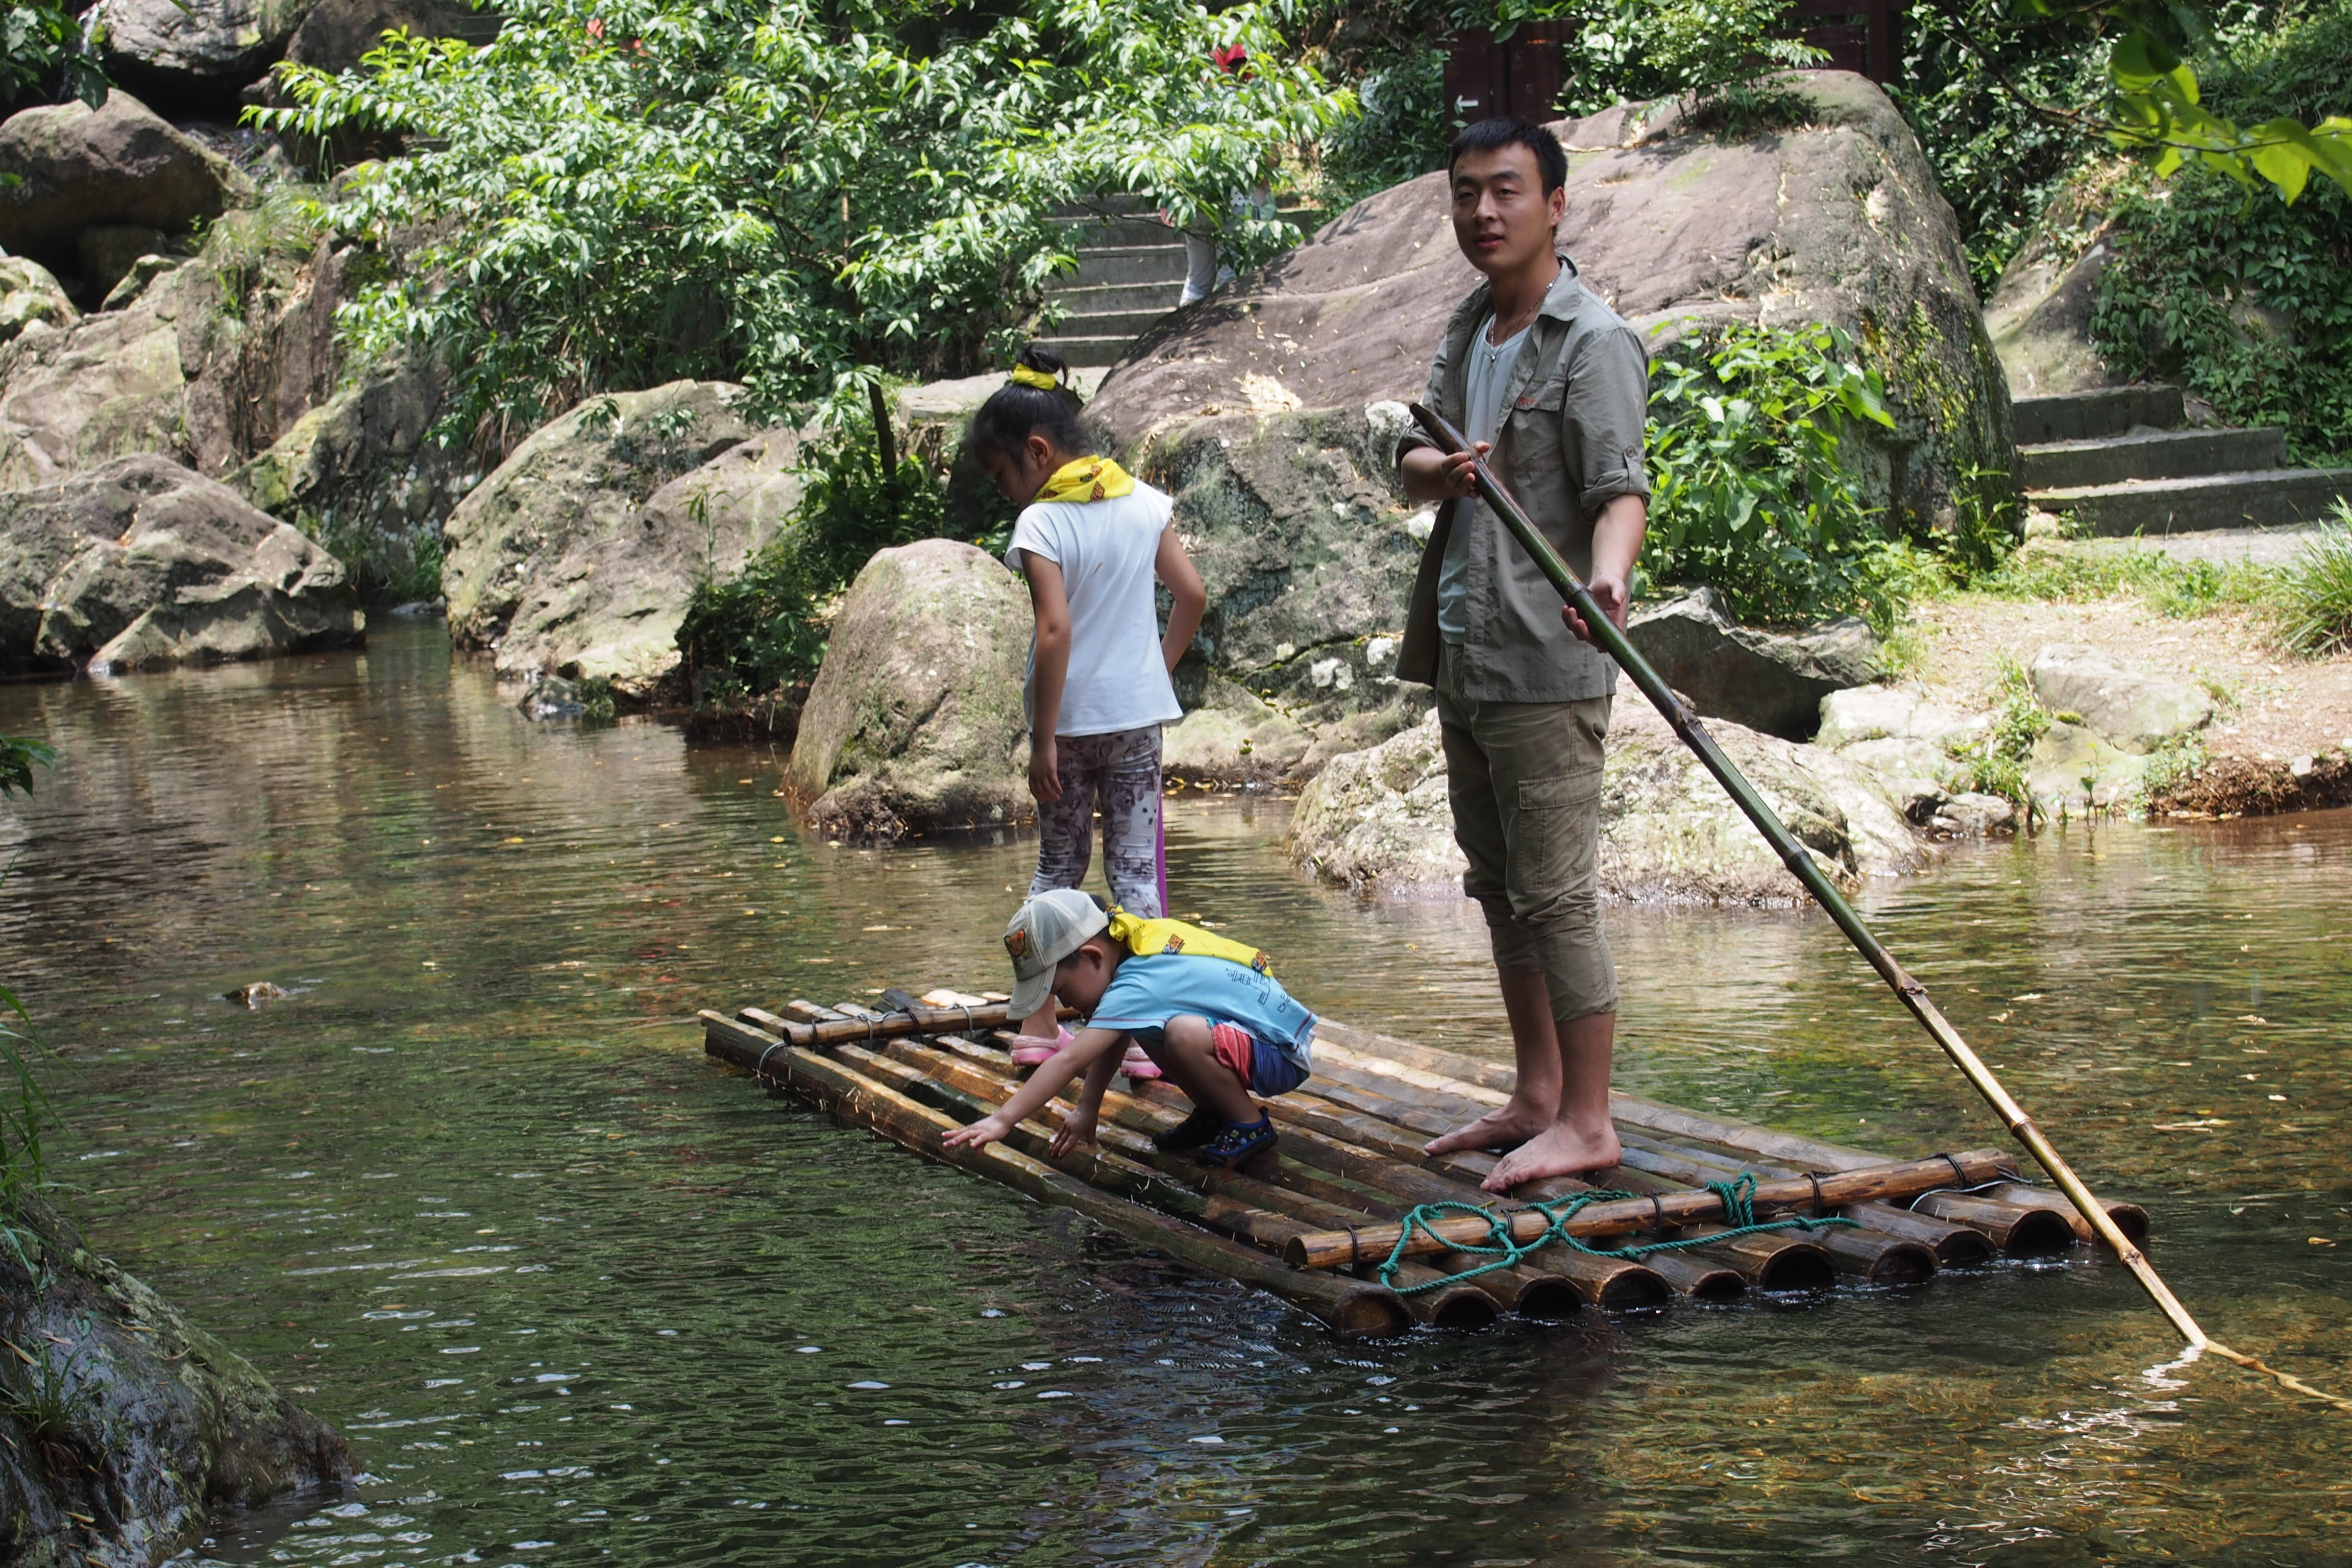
[1154,524,1207,675]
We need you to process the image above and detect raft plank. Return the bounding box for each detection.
[700,1010,1408,1337]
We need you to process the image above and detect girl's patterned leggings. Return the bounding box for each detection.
[1030,724,1165,918]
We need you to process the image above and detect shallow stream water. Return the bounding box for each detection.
[2,623,2348,1566]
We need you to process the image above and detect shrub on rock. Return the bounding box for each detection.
[0,452,363,675]
[785,539,1031,842]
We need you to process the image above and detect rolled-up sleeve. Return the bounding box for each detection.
[1562,323,1651,513]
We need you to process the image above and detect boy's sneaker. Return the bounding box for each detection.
[1008,1025,1074,1066]
[1193,1116,1277,1168]
[1120,1046,1163,1081]
[1152,1107,1223,1151]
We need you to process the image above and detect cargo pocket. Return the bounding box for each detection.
[1508,769,1602,912]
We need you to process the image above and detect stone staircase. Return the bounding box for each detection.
[1035,208,1191,368]
[2017,385,2352,538]
[1034,201,1321,368]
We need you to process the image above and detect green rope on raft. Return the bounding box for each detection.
[1375,1174,1857,1295]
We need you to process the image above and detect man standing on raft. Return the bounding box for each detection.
[1394,117,1651,1192]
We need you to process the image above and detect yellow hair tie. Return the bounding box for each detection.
[1009,364,1059,391]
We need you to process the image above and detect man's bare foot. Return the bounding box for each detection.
[1424,1100,1556,1158]
[1481,1121,1623,1193]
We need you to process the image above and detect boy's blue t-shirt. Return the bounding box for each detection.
[1088,952,1317,1065]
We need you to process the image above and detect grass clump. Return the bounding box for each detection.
[1945,654,2048,809]
[2273,510,2352,657]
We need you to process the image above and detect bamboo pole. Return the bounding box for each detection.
[1406,403,2212,1351]
[1285,1149,2014,1268]
[699,1012,1409,1337]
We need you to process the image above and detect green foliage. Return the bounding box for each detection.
[1312,44,1448,205]
[1947,653,2050,807]
[1641,320,1917,629]
[2272,509,2352,655]
[252,0,1352,445]
[0,1341,91,1448]
[678,406,951,701]
[1548,0,1825,122]
[1,3,105,111]
[1893,1,2115,285]
[2091,4,2352,463]
[0,985,54,1214]
[0,736,54,800]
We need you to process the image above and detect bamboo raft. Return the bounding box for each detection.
[700,989,2152,1339]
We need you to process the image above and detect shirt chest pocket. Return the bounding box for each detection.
[1502,380,1566,486]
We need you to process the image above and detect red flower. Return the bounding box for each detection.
[586,16,605,39]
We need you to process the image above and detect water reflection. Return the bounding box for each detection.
[1,624,2347,1566]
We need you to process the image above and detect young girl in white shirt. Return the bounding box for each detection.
[967,346,1208,1061]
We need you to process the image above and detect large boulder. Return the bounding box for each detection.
[1623,585,1877,741]
[438,381,753,657]
[493,427,804,698]
[94,0,318,106]
[0,257,77,344]
[0,223,351,492]
[1981,166,2138,398]
[1091,71,2013,536]
[0,92,236,268]
[0,452,363,675]
[1144,405,1433,781]
[786,538,1033,841]
[1287,701,1935,905]
[229,354,468,591]
[2027,643,2213,753]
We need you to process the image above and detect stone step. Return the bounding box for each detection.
[1043,280,1186,313]
[1032,334,1143,368]
[1068,244,1190,288]
[2019,426,2288,489]
[1053,214,1185,247]
[2010,384,2184,444]
[1045,306,1174,339]
[2030,467,2352,535]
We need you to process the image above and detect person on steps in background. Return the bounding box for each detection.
[1392,117,1652,1193]
[941,889,1314,1168]
[966,344,1209,1080]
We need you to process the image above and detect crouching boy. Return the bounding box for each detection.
[941,889,1315,1167]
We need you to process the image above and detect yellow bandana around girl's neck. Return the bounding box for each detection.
[1033,455,1135,504]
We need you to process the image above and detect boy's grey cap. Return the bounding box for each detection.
[1003,888,1109,1018]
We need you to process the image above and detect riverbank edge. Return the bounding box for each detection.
[1,1197,352,1565]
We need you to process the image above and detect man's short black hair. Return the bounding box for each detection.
[1447,117,1567,195]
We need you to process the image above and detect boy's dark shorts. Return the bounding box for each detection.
[1208,1020,1311,1097]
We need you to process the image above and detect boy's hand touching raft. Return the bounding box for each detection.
[943,1111,1015,1151]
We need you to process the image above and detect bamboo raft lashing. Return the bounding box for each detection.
[699,986,2155,1339]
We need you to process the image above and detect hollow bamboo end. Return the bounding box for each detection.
[1513,1277,1586,1320]
[1865,1238,1938,1286]
[1754,1243,1836,1293]
[1330,1286,1414,1339]
[1596,1264,1674,1310]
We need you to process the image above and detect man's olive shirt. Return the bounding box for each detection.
[1394,255,1652,703]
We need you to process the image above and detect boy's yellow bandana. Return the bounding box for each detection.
[1033,456,1135,504]
[1009,364,1059,390]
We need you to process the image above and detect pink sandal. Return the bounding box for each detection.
[1121,1046,1163,1081]
[1009,1025,1074,1066]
